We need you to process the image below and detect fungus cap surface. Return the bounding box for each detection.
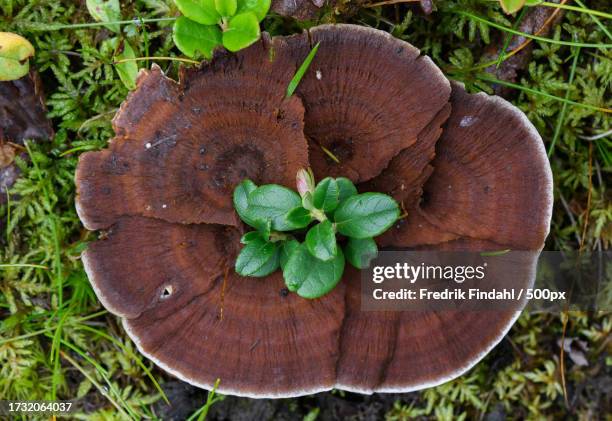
[77,26,552,397]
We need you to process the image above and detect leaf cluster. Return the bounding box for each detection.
[233,169,399,298]
[172,0,270,59]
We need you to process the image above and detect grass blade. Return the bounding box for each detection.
[548,46,581,157]
[78,324,170,405]
[456,11,612,48]
[286,42,320,98]
[186,378,223,421]
[574,0,612,41]
[473,74,611,114]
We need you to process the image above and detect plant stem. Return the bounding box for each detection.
[496,7,527,69]
[269,232,291,242]
[473,75,611,114]
[574,0,612,41]
[311,209,327,222]
[536,2,612,20]
[456,11,612,48]
[30,17,176,31]
[548,45,581,157]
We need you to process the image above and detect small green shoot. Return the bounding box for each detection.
[109,38,138,90]
[286,42,320,98]
[187,378,224,421]
[233,169,399,299]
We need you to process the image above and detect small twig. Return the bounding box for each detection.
[558,192,582,246]
[364,0,420,8]
[578,129,612,141]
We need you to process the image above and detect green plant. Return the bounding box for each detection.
[498,0,542,15]
[233,169,399,299]
[172,0,271,59]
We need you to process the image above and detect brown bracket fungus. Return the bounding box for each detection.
[77,24,552,397]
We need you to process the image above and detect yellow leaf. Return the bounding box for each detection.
[0,32,35,81]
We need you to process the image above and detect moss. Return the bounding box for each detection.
[0,0,610,418]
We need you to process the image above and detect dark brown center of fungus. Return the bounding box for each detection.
[211,144,266,192]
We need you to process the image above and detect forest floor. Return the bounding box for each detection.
[0,0,610,419]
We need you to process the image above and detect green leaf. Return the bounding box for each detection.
[283,243,344,299]
[112,39,138,90]
[302,192,314,211]
[215,0,237,17]
[313,177,339,212]
[237,0,271,21]
[499,0,526,14]
[256,220,272,241]
[334,193,399,239]
[345,237,377,269]
[174,0,221,25]
[336,177,358,204]
[222,12,260,52]
[247,184,301,231]
[173,17,222,59]
[286,42,319,98]
[235,238,279,277]
[0,32,34,81]
[280,239,299,270]
[240,231,261,244]
[285,207,313,229]
[233,179,259,227]
[86,0,121,32]
[305,220,337,261]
